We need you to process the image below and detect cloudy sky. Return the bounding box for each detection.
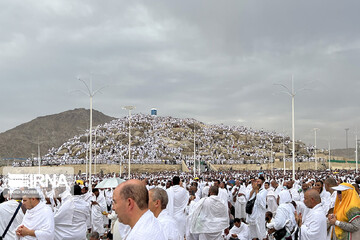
[1,0,359,149]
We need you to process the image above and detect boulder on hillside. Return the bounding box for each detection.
[115,133,127,141]
[173,128,187,133]
[57,148,69,156]
[132,140,140,146]
[102,146,111,152]
[70,146,82,156]
[80,136,88,143]
[133,131,143,137]
[96,136,106,143]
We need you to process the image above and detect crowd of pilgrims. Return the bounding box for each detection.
[11,114,320,168]
[0,169,359,240]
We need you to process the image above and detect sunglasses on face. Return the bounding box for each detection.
[337,191,342,195]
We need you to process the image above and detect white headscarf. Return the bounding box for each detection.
[279,190,292,205]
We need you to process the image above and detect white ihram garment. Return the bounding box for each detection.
[0,200,24,240]
[266,188,278,214]
[124,210,166,240]
[53,191,88,240]
[166,185,189,237]
[267,191,296,232]
[300,203,327,240]
[218,188,229,206]
[234,186,248,219]
[18,201,54,240]
[226,222,249,240]
[158,209,181,240]
[247,188,267,240]
[189,195,229,240]
[91,194,107,235]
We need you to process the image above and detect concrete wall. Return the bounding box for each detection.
[0,160,356,175]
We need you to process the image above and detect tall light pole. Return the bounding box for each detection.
[356,134,359,173]
[37,137,41,174]
[313,128,319,170]
[94,125,100,175]
[85,133,89,180]
[193,123,196,177]
[275,75,305,180]
[283,134,286,176]
[119,155,123,178]
[19,137,45,174]
[78,77,105,190]
[328,138,331,170]
[268,136,274,174]
[345,128,349,159]
[123,106,136,179]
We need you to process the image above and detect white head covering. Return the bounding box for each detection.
[279,190,292,204]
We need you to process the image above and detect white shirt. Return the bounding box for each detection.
[166,185,189,237]
[300,203,327,240]
[247,188,267,239]
[267,202,296,232]
[54,191,88,240]
[19,201,54,240]
[0,200,24,240]
[91,193,107,235]
[157,209,181,240]
[189,195,229,235]
[226,223,249,240]
[320,190,331,214]
[218,188,229,206]
[124,210,166,240]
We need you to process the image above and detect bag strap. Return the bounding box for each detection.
[1,201,22,238]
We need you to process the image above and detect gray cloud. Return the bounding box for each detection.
[1,0,359,149]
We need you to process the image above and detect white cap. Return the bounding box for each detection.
[331,185,352,191]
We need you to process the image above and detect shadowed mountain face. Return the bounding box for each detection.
[0,108,115,159]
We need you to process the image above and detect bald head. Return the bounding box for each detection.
[209,186,219,196]
[149,188,168,210]
[304,189,321,209]
[325,177,337,192]
[117,179,149,210]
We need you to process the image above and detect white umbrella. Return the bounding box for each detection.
[95,177,125,189]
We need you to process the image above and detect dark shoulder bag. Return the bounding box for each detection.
[245,196,256,214]
[0,201,22,240]
[273,227,287,240]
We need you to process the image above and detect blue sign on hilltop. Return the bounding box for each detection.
[151,108,157,116]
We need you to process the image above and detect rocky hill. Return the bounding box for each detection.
[0,108,115,160]
[331,148,356,160]
[39,114,315,166]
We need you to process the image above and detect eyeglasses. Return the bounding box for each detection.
[337,191,342,195]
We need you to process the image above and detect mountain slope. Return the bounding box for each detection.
[0,108,115,159]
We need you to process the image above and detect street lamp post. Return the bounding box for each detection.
[345,128,349,159]
[275,76,303,180]
[268,136,274,174]
[283,136,286,176]
[37,137,41,174]
[356,136,359,173]
[193,125,196,177]
[328,138,331,170]
[94,126,100,175]
[20,137,45,174]
[123,106,136,179]
[85,133,89,180]
[78,77,105,190]
[313,128,319,170]
[119,155,123,178]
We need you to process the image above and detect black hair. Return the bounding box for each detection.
[73,185,82,195]
[173,176,180,185]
